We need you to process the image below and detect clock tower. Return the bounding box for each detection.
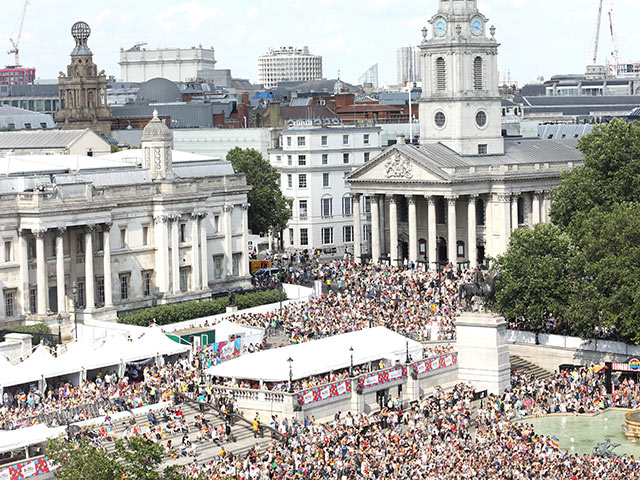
[419,0,504,155]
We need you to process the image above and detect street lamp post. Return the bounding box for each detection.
[56,313,63,344]
[287,357,294,393]
[405,340,410,364]
[72,282,78,341]
[349,347,354,377]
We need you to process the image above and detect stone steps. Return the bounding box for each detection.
[510,354,553,380]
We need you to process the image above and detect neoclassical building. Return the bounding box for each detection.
[0,112,250,326]
[347,0,583,269]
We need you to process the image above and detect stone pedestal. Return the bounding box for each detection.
[455,312,511,395]
[226,306,238,314]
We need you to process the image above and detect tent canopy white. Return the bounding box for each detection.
[0,423,65,454]
[206,327,423,383]
[212,320,264,343]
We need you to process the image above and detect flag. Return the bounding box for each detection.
[551,436,560,447]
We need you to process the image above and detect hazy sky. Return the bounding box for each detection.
[2,0,639,86]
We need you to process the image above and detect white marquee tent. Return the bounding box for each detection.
[206,327,423,383]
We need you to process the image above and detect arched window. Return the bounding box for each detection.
[436,57,446,91]
[473,56,483,90]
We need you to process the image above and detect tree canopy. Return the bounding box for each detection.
[227,147,291,236]
[494,119,640,344]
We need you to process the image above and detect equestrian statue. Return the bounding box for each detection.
[459,269,502,311]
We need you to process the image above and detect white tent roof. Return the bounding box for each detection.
[1,345,56,386]
[212,320,264,343]
[0,423,66,454]
[206,327,423,383]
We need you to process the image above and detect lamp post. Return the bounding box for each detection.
[56,313,63,344]
[405,340,410,364]
[349,347,354,377]
[72,282,78,341]
[287,357,294,393]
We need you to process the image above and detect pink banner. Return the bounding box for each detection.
[297,381,351,406]
[0,457,55,480]
[359,366,407,390]
[413,353,457,376]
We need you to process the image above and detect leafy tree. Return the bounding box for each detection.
[227,147,292,236]
[494,223,574,333]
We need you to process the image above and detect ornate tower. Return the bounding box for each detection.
[141,110,174,180]
[55,22,112,136]
[419,0,504,155]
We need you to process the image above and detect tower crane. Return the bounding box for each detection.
[590,0,604,65]
[608,1,620,71]
[7,0,30,68]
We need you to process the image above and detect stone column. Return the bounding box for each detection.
[496,194,512,254]
[18,230,29,315]
[200,213,209,288]
[34,229,47,315]
[371,195,381,263]
[154,216,170,294]
[379,195,387,257]
[85,225,95,311]
[532,191,541,225]
[543,192,552,223]
[407,196,418,264]
[388,195,399,265]
[223,205,234,278]
[352,194,362,263]
[468,196,477,269]
[446,196,458,265]
[241,203,250,277]
[56,228,66,314]
[426,196,437,270]
[103,224,113,307]
[191,213,201,290]
[511,194,519,231]
[485,194,494,257]
[170,216,180,292]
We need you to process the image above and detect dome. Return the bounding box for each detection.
[141,110,173,143]
[136,77,182,104]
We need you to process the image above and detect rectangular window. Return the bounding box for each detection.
[298,174,307,188]
[120,274,130,300]
[321,197,333,217]
[478,144,488,154]
[120,228,127,248]
[232,254,241,277]
[321,135,328,146]
[343,225,354,243]
[213,216,220,233]
[180,223,187,243]
[364,152,370,162]
[343,196,353,216]
[77,282,85,308]
[29,288,37,313]
[363,134,370,145]
[287,155,293,165]
[4,290,15,317]
[96,277,105,306]
[298,155,306,166]
[276,155,282,163]
[180,267,190,292]
[289,229,294,245]
[322,154,328,165]
[300,228,308,246]
[287,174,293,188]
[299,200,308,219]
[213,256,223,280]
[363,224,371,243]
[143,271,152,296]
[286,137,292,147]
[297,136,306,147]
[343,153,350,164]
[96,231,104,252]
[142,226,149,246]
[323,173,330,187]
[364,196,371,214]
[4,241,10,262]
[322,227,334,245]
[76,235,84,255]
[343,134,349,145]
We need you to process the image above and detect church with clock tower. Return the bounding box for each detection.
[346,0,584,270]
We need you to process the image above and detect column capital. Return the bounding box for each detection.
[198,211,209,219]
[56,227,67,237]
[102,222,113,232]
[18,228,27,238]
[497,193,511,202]
[154,215,168,224]
[469,194,479,203]
[386,194,397,204]
[190,212,200,220]
[84,224,96,233]
[241,203,250,211]
[425,195,436,206]
[406,195,416,205]
[223,204,234,213]
[445,195,458,206]
[352,193,362,201]
[168,214,181,222]
[32,228,47,238]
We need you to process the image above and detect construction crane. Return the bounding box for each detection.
[590,0,604,65]
[608,1,620,70]
[7,0,30,67]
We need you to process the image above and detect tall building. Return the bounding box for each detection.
[269,125,382,257]
[396,47,421,85]
[0,68,36,86]
[119,45,217,83]
[258,47,322,89]
[54,22,112,136]
[358,64,379,89]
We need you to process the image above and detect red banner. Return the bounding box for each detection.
[0,457,55,480]
[413,353,457,376]
[297,381,351,406]
[359,366,407,390]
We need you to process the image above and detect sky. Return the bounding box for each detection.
[1,0,640,86]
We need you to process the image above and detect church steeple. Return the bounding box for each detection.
[419,0,504,155]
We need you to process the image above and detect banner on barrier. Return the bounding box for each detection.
[359,366,407,390]
[0,457,55,480]
[413,353,457,376]
[297,381,351,406]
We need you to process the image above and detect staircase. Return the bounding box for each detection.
[510,355,553,380]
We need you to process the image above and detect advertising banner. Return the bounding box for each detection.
[297,380,351,406]
[0,458,55,480]
[413,353,457,376]
[359,366,408,390]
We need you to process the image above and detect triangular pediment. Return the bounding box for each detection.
[348,146,450,183]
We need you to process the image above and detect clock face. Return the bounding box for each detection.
[434,17,448,37]
[470,17,484,36]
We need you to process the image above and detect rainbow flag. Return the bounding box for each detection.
[550,436,560,447]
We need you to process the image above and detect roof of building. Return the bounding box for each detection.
[335,104,405,113]
[136,77,182,104]
[279,105,339,121]
[0,129,101,151]
[141,110,173,142]
[512,95,640,116]
[0,106,56,130]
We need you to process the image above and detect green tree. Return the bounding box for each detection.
[227,147,292,236]
[494,223,574,333]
